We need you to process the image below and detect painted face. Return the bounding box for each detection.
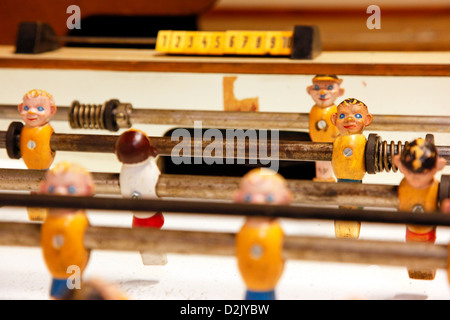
[19,95,55,128]
[234,171,292,205]
[333,104,373,135]
[42,171,93,197]
[307,80,344,108]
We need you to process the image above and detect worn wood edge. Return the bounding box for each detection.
[0,58,447,76]
[0,46,448,76]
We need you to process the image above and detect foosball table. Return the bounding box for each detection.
[0,17,449,301]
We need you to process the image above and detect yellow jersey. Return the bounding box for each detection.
[332,134,367,181]
[20,124,55,169]
[308,105,339,143]
[236,218,284,291]
[41,210,90,279]
[398,178,439,234]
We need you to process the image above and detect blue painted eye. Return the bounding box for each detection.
[327,85,334,90]
[37,106,44,112]
[355,113,362,119]
[244,194,252,203]
[314,85,319,90]
[266,194,275,203]
[68,185,77,194]
[339,113,345,119]
[48,185,55,193]
[24,105,29,111]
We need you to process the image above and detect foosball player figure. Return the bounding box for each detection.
[330,98,373,239]
[307,75,345,182]
[393,138,446,280]
[39,162,94,299]
[115,129,166,265]
[18,89,57,221]
[234,168,292,300]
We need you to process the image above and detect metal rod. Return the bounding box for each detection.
[130,109,450,133]
[3,131,449,164]
[129,108,311,130]
[0,131,333,162]
[0,192,448,226]
[0,222,447,270]
[55,36,157,46]
[0,169,399,208]
[1,103,450,132]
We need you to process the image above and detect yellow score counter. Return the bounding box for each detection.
[155,26,321,59]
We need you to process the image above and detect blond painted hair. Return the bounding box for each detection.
[240,168,290,194]
[23,89,56,106]
[48,162,95,193]
[243,168,285,184]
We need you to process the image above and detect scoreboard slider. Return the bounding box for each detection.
[156,25,321,59]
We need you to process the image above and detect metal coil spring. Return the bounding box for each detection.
[376,138,405,173]
[367,134,406,173]
[69,101,105,130]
